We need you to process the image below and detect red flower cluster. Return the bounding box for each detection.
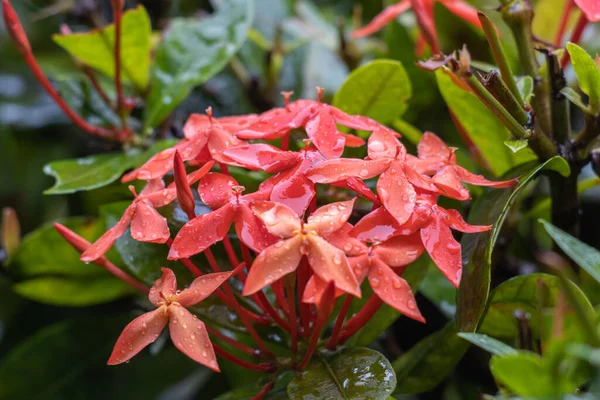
[70,90,515,374]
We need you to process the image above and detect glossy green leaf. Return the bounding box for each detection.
[287,348,396,400]
[393,322,469,394]
[144,0,254,129]
[566,43,600,113]
[491,352,579,397]
[504,139,528,153]
[43,140,176,194]
[6,218,132,306]
[216,372,293,399]
[517,76,534,105]
[53,6,151,90]
[457,333,517,356]
[541,220,600,285]
[333,60,412,124]
[457,156,570,332]
[561,87,591,113]
[347,255,430,347]
[435,68,536,176]
[419,261,456,318]
[479,273,593,338]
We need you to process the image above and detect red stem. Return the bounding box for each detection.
[326,294,353,350]
[281,132,290,151]
[272,280,290,314]
[206,325,258,357]
[286,285,298,354]
[561,13,588,68]
[297,286,334,370]
[255,290,291,332]
[298,258,312,337]
[82,65,114,109]
[554,0,576,46]
[251,380,275,400]
[222,236,244,280]
[213,344,274,372]
[219,163,231,175]
[337,296,383,345]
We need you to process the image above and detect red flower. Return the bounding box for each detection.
[352,191,490,287]
[168,173,277,260]
[574,0,600,21]
[81,162,214,262]
[242,199,361,298]
[122,109,246,182]
[107,267,238,370]
[352,0,482,54]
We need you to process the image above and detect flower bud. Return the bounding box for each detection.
[1,207,20,257]
[173,150,196,220]
[2,0,32,55]
[54,223,90,253]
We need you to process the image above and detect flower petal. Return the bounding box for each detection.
[435,206,491,233]
[107,308,169,365]
[270,163,316,216]
[348,253,371,284]
[183,113,257,137]
[175,270,236,307]
[417,131,452,161]
[307,235,361,298]
[306,199,356,235]
[130,200,170,243]
[341,133,366,147]
[351,207,401,242]
[301,274,344,304]
[236,107,297,140]
[207,126,246,164]
[454,165,517,188]
[149,267,177,306]
[574,0,600,21]
[198,172,237,210]
[251,201,301,238]
[373,232,425,267]
[367,129,402,160]
[430,166,471,200]
[377,160,416,226]
[243,236,303,296]
[305,106,346,159]
[323,223,368,256]
[440,0,482,29]
[168,304,219,372]
[81,204,135,262]
[420,213,462,288]
[168,204,236,260]
[352,0,412,38]
[235,203,278,253]
[140,179,166,196]
[306,158,391,183]
[223,144,301,173]
[368,258,424,322]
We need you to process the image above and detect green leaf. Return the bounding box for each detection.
[43,140,176,194]
[541,220,600,285]
[393,322,469,394]
[457,157,570,332]
[419,262,456,318]
[479,273,593,338]
[504,139,529,153]
[53,6,151,90]
[491,352,579,397]
[566,42,600,113]
[435,68,536,176]
[457,333,517,356]
[333,60,412,124]
[144,0,254,129]
[216,372,293,399]
[347,255,430,347]
[287,348,396,400]
[6,218,132,306]
[561,87,591,113]
[517,76,534,105]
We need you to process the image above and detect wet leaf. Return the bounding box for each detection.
[435,68,536,176]
[457,156,570,333]
[53,6,152,90]
[43,140,176,194]
[393,322,469,394]
[420,263,457,318]
[457,333,517,356]
[144,0,254,129]
[490,351,579,397]
[333,60,412,124]
[287,348,396,400]
[6,218,132,306]
[567,43,600,113]
[479,273,593,338]
[504,139,529,153]
[216,372,293,399]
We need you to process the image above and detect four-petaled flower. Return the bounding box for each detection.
[243,199,361,298]
[108,267,239,370]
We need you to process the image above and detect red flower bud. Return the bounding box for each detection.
[2,0,31,55]
[173,150,196,220]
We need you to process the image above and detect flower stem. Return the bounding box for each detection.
[326,294,353,350]
[286,285,298,354]
[298,258,312,337]
[337,296,383,345]
[213,344,275,372]
[206,325,258,357]
[251,380,276,400]
[554,0,576,46]
[297,284,335,370]
[478,12,523,105]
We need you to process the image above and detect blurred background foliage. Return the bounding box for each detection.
[1,0,600,399]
